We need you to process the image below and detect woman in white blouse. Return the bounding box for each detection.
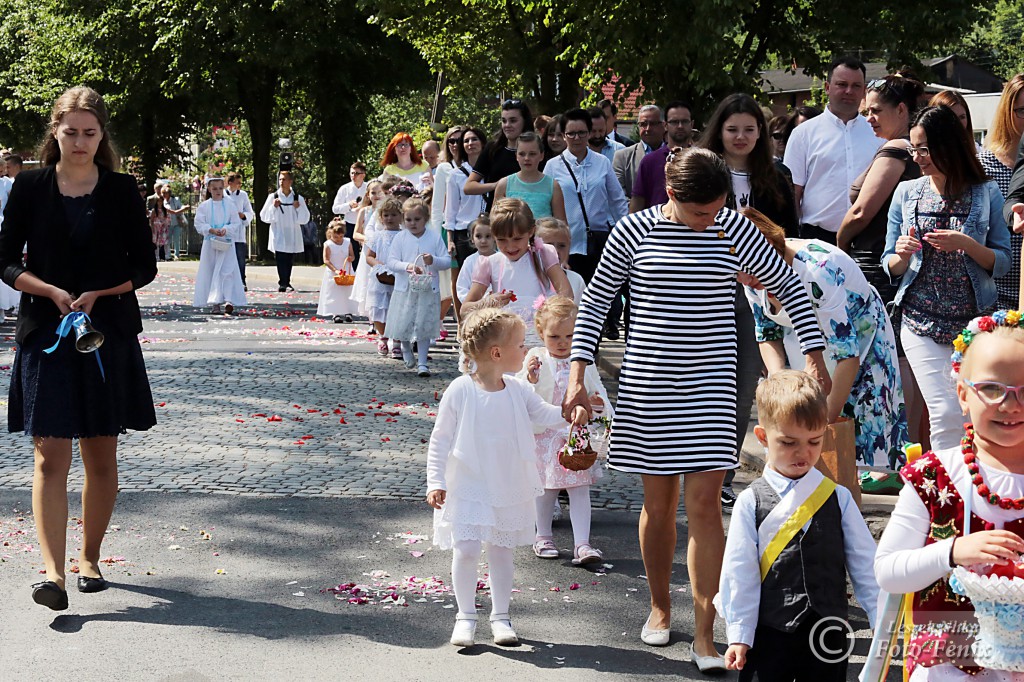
[259,170,310,292]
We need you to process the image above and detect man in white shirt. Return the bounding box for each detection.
[599,98,634,146]
[332,162,367,263]
[588,107,625,165]
[783,56,882,244]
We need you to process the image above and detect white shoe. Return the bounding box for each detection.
[690,642,727,673]
[641,614,670,646]
[450,614,477,647]
[489,613,519,646]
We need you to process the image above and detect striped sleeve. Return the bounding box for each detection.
[724,209,825,354]
[570,208,655,364]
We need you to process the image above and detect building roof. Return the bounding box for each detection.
[760,56,989,95]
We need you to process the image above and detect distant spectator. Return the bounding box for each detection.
[5,154,23,179]
[463,99,535,211]
[599,98,634,146]
[588,106,625,164]
[534,115,552,139]
[768,115,789,161]
[979,74,1024,308]
[781,105,821,148]
[928,90,975,134]
[161,184,189,260]
[613,105,664,199]
[422,140,441,175]
[380,132,430,190]
[544,114,567,159]
[630,100,693,212]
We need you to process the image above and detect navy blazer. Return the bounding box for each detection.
[0,165,156,344]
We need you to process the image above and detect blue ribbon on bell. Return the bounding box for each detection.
[43,311,106,381]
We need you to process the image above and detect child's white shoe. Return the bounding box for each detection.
[450,614,477,647]
[489,613,519,646]
[572,543,603,565]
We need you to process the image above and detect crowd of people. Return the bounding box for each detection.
[6,56,1024,678]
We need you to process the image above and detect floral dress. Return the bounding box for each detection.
[150,207,171,247]
[746,240,909,466]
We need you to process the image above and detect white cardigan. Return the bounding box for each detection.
[425,374,567,493]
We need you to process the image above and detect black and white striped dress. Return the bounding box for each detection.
[571,206,826,475]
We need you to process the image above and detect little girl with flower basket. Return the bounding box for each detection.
[518,296,613,565]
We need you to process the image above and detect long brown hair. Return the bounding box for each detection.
[698,93,783,207]
[913,106,987,198]
[37,86,120,169]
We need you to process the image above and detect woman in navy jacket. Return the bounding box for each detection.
[0,87,157,610]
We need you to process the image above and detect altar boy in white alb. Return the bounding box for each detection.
[259,170,310,292]
[716,370,878,682]
[193,177,246,314]
[225,171,255,290]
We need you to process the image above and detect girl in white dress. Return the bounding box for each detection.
[455,217,495,302]
[316,219,358,322]
[350,180,384,314]
[426,308,587,648]
[384,199,451,376]
[365,197,404,357]
[518,296,611,565]
[461,198,573,347]
[192,177,246,314]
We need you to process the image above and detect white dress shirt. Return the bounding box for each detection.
[543,149,628,255]
[718,465,879,647]
[783,108,881,232]
[332,181,365,224]
[225,189,254,243]
[445,162,485,233]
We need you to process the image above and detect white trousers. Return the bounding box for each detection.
[900,327,965,451]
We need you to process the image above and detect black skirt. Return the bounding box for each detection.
[8,319,157,438]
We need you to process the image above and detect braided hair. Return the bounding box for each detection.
[458,308,525,374]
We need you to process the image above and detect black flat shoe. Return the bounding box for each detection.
[31,581,69,610]
[78,575,109,593]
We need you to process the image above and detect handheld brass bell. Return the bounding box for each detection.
[72,315,104,353]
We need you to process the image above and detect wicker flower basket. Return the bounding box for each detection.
[559,424,598,471]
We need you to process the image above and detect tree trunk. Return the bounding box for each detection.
[238,74,277,257]
[140,110,159,192]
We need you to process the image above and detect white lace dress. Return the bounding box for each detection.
[426,375,567,549]
[350,208,377,312]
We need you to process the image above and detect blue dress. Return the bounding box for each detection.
[746,240,909,466]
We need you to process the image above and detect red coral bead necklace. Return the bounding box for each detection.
[962,423,1024,510]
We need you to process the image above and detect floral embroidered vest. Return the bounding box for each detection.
[901,450,1024,676]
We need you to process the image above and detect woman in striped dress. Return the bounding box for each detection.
[563,148,829,673]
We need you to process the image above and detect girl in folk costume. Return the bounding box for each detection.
[517,296,612,565]
[461,198,572,347]
[316,219,358,323]
[384,198,451,377]
[426,309,588,648]
[350,179,384,315]
[192,177,245,314]
[259,170,310,292]
[365,196,404,358]
[875,311,1024,680]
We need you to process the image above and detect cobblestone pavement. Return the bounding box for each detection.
[0,263,649,510]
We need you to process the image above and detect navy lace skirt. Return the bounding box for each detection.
[8,320,157,438]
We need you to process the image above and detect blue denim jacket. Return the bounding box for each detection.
[881,177,1011,311]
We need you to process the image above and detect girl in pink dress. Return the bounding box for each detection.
[518,296,613,565]
[461,198,573,347]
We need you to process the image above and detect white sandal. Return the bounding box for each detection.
[533,538,559,559]
[572,543,603,565]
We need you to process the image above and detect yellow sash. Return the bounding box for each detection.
[759,477,837,581]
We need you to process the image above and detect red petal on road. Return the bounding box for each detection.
[292,441,305,445]
[301,435,314,440]
[155,402,167,407]
[235,419,245,423]
[381,437,391,442]
[354,412,366,417]
[292,417,304,422]
[339,418,347,424]
[267,415,283,422]
[306,409,319,413]
[333,409,342,414]
[252,413,267,417]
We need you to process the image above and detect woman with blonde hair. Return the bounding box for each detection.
[978,74,1024,308]
[0,86,157,610]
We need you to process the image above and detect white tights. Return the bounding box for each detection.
[401,340,429,367]
[452,540,514,618]
[534,486,592,546]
